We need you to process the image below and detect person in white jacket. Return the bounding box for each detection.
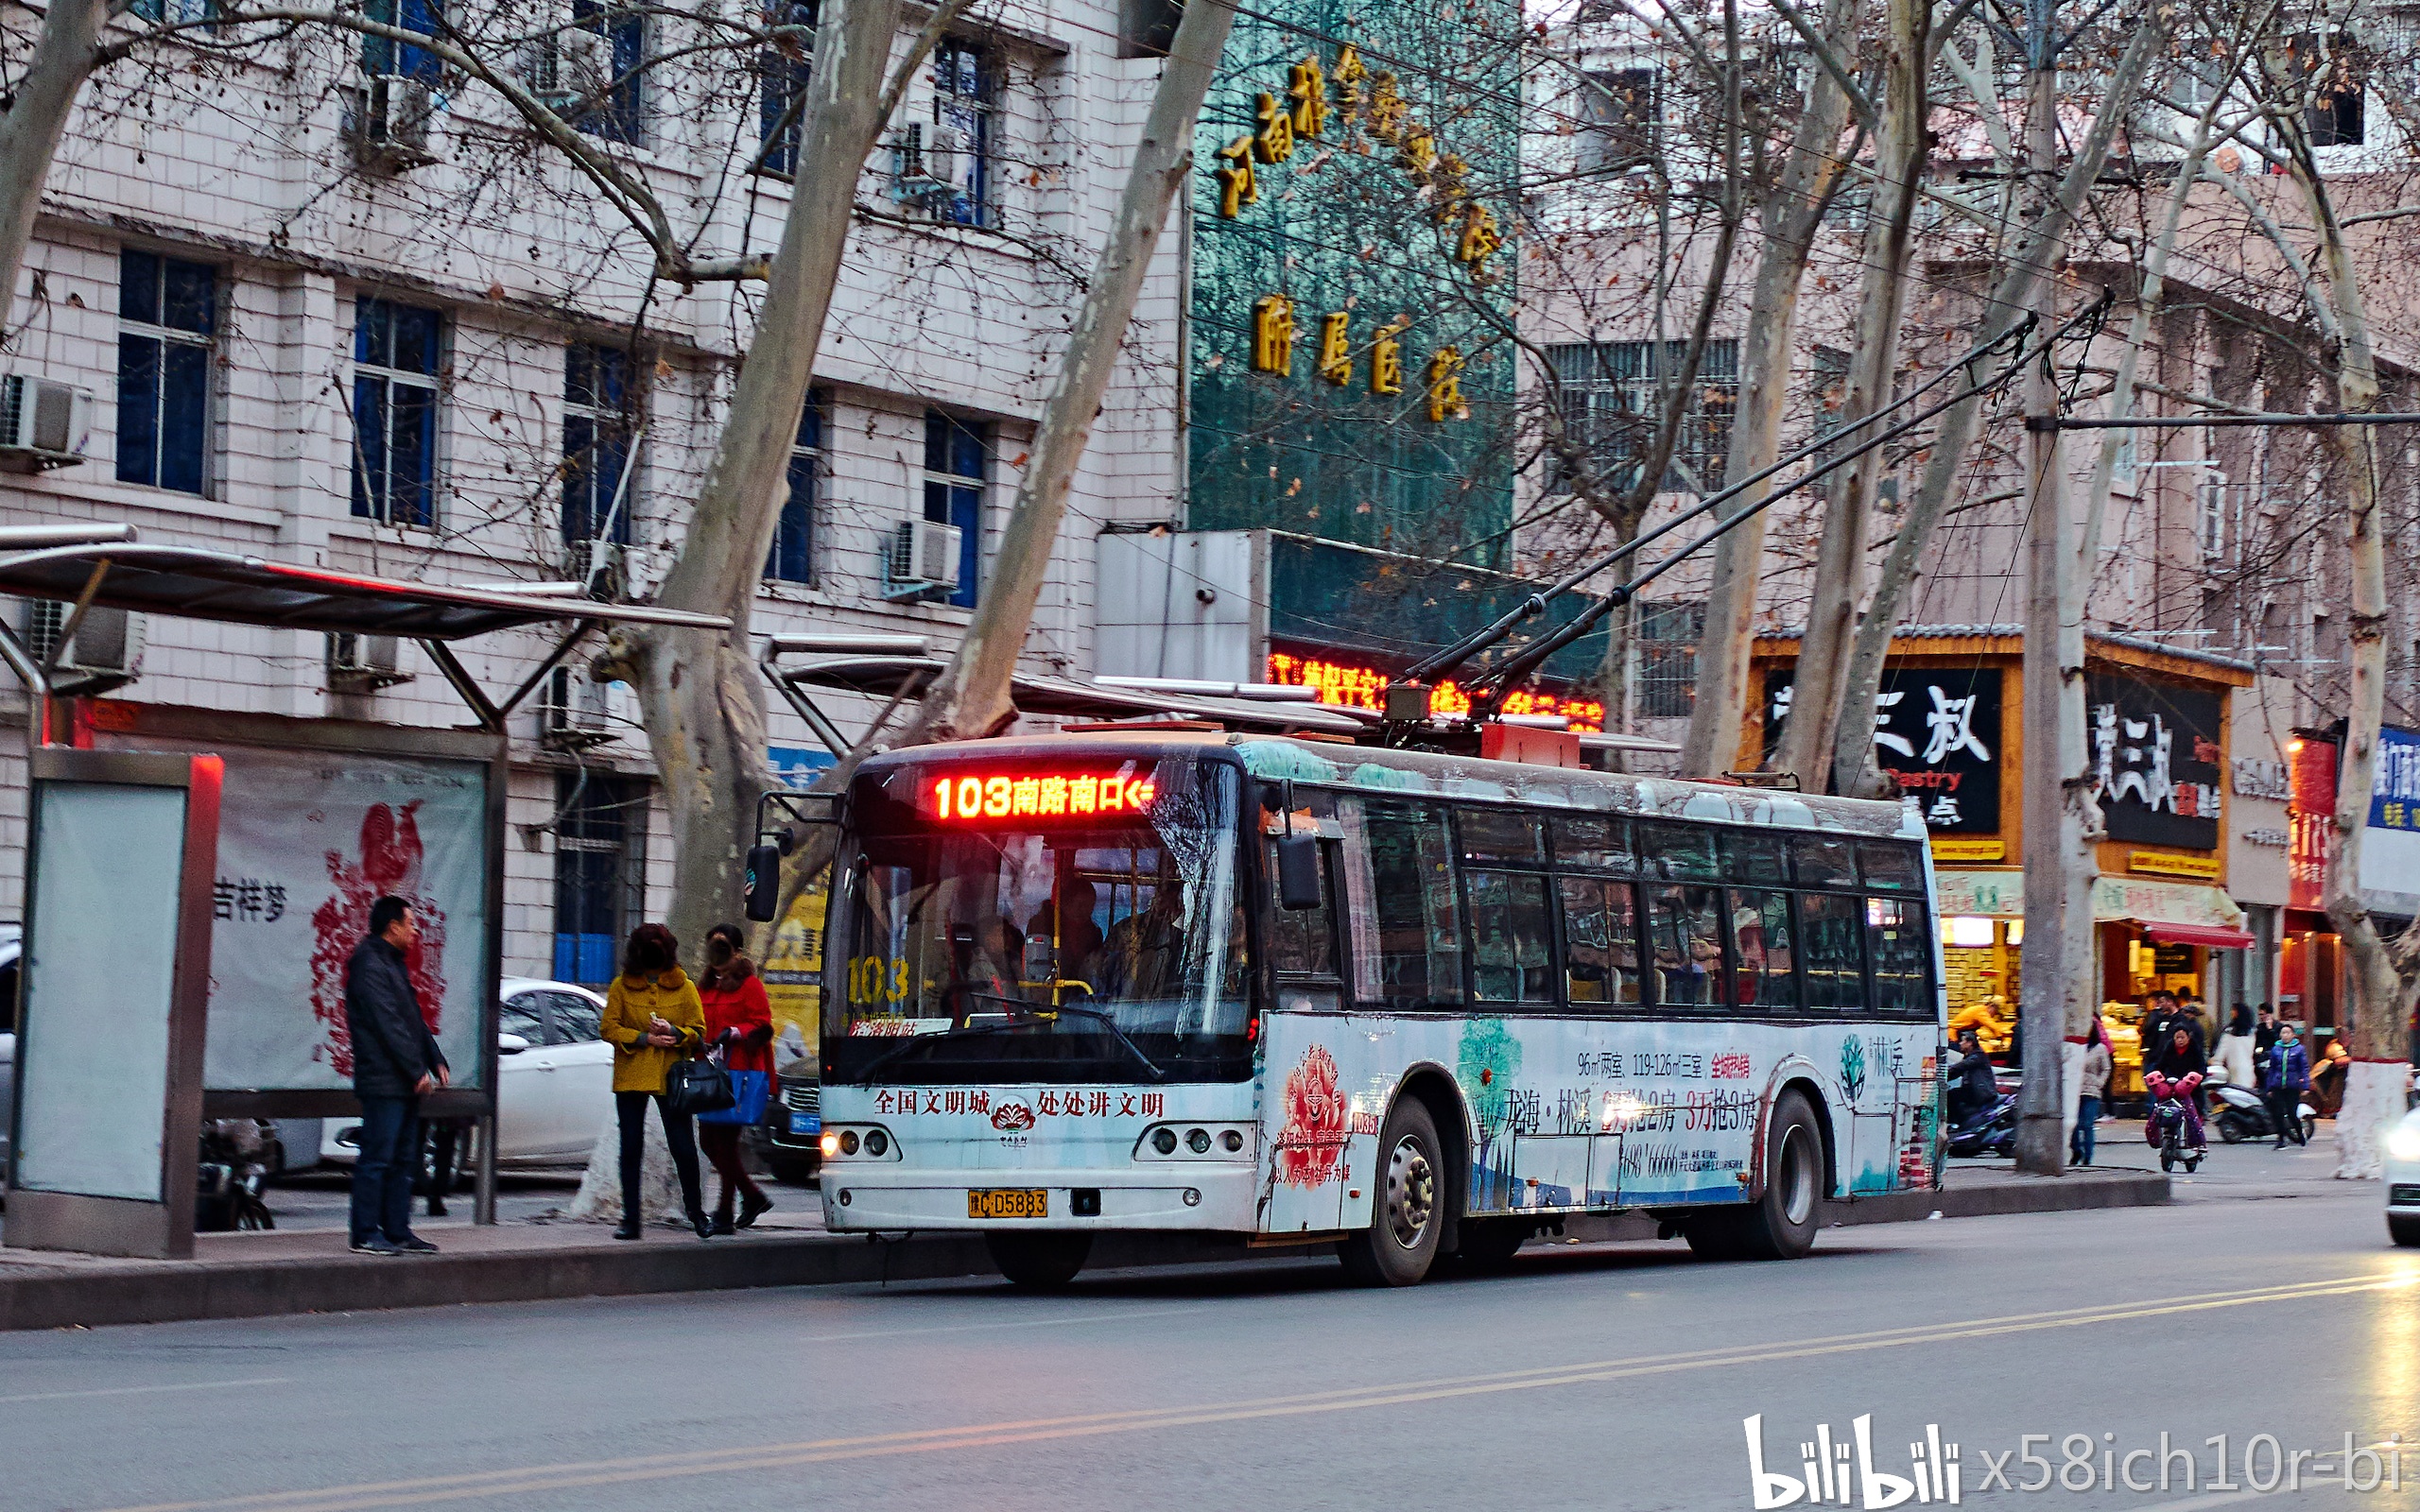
[2216,1002,2257,1088]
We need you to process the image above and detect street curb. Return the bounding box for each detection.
[0,1171,2169,1331]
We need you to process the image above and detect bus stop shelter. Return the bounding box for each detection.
[0,535,727,1258]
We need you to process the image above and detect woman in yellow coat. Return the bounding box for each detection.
[602,922,711,1240]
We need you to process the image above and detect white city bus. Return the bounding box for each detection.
[817,730,1946,1287]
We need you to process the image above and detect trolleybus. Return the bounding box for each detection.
[816,730,1945,1286]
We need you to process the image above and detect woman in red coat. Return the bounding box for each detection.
[698,923,776,1231]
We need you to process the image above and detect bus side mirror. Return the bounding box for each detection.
[1276,833,1322,911]
[745,843,783,921]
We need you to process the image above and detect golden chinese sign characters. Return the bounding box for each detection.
[1215,37,1503,423]
[1253,294,1296,376]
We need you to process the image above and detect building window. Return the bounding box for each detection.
[363,0,441,81]
[2293,35,2364,146]
[1546,339,1737,493]
[562,343,636,547]
[350,298,442,527]
[129,0,216,20]
[930,40,997,227]
[571,0,646,145]
[116,249,216,496]
[924,409,987,609]
[1576,69,1656,175]
[551,772,647,988]
[766,390,825,585]
[1635,599,1705,718]
[756,0,815,175]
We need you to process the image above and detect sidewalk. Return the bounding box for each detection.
[1952,1117,2356,1203]
[0,1158,2177,1332]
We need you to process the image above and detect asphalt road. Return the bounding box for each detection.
[3,1183,2413,1512]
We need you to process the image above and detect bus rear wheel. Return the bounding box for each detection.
[1686,1091,1824,1262]
[1339,1098,1443,1286]
[987,1231,1092,1289]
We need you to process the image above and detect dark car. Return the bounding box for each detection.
[766,1059,821,1185]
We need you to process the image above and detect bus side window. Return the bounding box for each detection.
[1357,799,1465,1009]
[1792,834,1858,889]
[1646,883,1730,1006]
[1797,891,1868,1012]
[1559,875,1642,1006]
[1727,888,1800,1010]
[1857,840,1926,892]
[1267,837,1338,978]
[1865,897,1932,1016]
[1466,870,1553,1004]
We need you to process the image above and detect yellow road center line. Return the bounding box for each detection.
[85,1268,2418,1512]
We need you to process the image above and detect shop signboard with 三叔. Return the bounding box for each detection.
[2088,675,2223,851]
[1764,666,2000,834]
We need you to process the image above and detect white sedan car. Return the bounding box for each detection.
[2390,1091,2420,1248]
[324,978,614,1167]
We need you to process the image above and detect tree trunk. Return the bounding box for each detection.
[0,0,114,340]
[1828,12,2168,802]
[601,0,908,959]
[1779,0,1926,794]
[1676,0,1862,779]
[2282,130,2417,1177]
[898,0,1238,744]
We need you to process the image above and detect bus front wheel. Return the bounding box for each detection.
[987,1231,1092,1289]
[1339,1098,1444,1286]
[1686,1091,1824,1262]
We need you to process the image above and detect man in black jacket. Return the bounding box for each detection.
[346,895,448,1255]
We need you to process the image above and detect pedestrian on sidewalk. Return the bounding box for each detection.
[2266,1023,2310,1147]
[2073,1018,2112,1167]
[2255,1005,2279,1082]
[603,923,712,1242]
[344,896,448,1257]
[697,922,776,1234]
[2217,1003,2256,1089]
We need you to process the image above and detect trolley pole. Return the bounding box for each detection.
[2013,0,2082,1177]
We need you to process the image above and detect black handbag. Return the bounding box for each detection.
[664,1050,736,1117]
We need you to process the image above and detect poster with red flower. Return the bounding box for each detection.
[1275,1044,1351,1188]
[137,746,493,1092]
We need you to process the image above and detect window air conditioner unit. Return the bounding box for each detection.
[565,539,626,599]
[0,375,93,470]
[525,26,612,112]
[891,123,964,207]
[326,632,412,693]
[342,76,440,173]
[539,664,614,750]
[886,518,962,601]
[24,599,142,696]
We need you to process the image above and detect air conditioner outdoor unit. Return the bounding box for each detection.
[25,599,142,696]
[565,539,625,599]
[342,76,440,173]
[886,518,962,601]
[326,632,412,693]
[0,375,93,470]
[539,664,614,749]
[520,26,610,112]
[891,123,963,207]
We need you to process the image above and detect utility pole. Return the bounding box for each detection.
[2013,0,2085,1177]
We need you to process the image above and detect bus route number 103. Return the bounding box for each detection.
[848,955,909,1005]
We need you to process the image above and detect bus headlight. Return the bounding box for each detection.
[1134,1123,1254,1160]
[1151,1127,1179,1155]
[2389,1123,2420,1162]
[821,1133,839,1157]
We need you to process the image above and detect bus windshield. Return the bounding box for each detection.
[825,755,1252,1084]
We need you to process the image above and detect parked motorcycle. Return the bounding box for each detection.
[2208,1080,2318,1145]
[197,1119,279,1232]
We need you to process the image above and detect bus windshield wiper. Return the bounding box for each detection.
[845,1022,1024,1084]
[845,995,1166,1084]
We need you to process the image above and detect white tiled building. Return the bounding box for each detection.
[0,9,1186,986]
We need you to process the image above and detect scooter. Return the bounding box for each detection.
[1946,1090,2019,1158]
[2209,1079,2318,1145]
[2146,1071,2205,1173]
[197,1119,279,1231]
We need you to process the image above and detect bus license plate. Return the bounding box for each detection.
[967,1188,1048,1220]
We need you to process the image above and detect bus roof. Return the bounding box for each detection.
[857,730,1927,841]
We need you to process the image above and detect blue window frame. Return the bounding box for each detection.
[756,0,816,176]
[766,391,825,585]
[924,410,986,608]
[116,249,216,496]
[552,771,645,987]
[129,0,216,21]
[931,40,996,228]
[363,0,441,82]
[562,343,635,546]
[572,0,646,145]
[351,298,442,527]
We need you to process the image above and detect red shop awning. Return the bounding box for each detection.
[2143,922,2256,951]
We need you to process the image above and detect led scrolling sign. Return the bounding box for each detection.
[926,770,1159,823]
